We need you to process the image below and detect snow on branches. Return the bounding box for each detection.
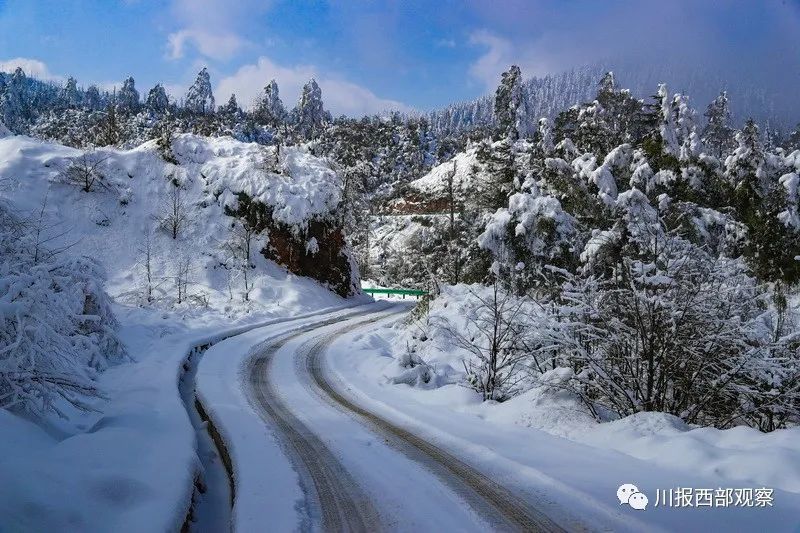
[0,206,124,419]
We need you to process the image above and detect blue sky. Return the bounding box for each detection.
[0,0,798,116]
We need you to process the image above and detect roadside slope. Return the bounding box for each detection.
[321,315,800,533]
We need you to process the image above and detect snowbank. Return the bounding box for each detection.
[492,380,800,495]
[325,316,800,531]
[384,285,800,496]
[0,287,357,531]
[171,135,341,229]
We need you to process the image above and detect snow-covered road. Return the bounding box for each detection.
[197,303,576,531]
[302,315,567,531]
[195,301,800,532]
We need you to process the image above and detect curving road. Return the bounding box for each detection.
[242,307,568,532]
[244,311,386,532]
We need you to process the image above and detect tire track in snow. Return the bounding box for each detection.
[303,316,569,533]
[244,310,391,532]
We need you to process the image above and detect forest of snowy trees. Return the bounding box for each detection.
[1,62,799,431]
[391,67,800,432]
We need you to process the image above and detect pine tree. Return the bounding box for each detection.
[254,79,286,127]
[558,72,644,158]
[726,119,768,208]
[785,124,800,151]
[493,65,523,141]
[97,103,120,146]
[117,76,140,114]
[218,94,242,133]
[220,94,239,115]
[145,84,170,115]
[0,67,30,132]
[60,77,81,109]
[185,67,215,114]
[671,93,701,162]
[84,85,102,110]
[702,91,734,158]
[155,114,178,164]
[294,78,326,140]
[724,119,799,283]
[477,138,516,209]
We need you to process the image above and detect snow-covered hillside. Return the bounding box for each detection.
[406,147,479,199]
[0,131,368,531]
[0,132,353,303]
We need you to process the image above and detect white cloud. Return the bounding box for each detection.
[468,30,514,90]
[165,0,268,61]
[468,30,555,91]
[0,57,61,81]
[216,56,411,117]
[166,29,246,61]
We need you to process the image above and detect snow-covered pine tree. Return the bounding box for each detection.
[117,76,140,114]
[479,184,578,293]
[0,68,31,132]
[724,119,800,284]
[220,94,241,117]
[671,93,701,162]
[184,67,215,114]
[493,65,523,141]
[702,91,734,158]
[83,85,102,111]
[555,72,644,159]
[254,79,287,127]
[726,119,770,209]
[59,77,81,109]
[785,124,800,151]
[293,78,327,140]
[145,83,170,115]
[217,93,243,136]
[475,138,516,209]
[96,103,121,146]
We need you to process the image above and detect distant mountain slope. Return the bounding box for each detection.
[428,62,796,137]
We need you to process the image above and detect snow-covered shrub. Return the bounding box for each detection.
[0,206,124,419]
[59,150,110,193]
[478,186,577,292]
[533,216,800,430]
[397,283,537,401]
[388,349,436,388]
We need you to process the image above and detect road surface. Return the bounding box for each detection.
[237,305,568,532]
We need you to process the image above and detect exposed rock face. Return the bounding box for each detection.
[226,192,359,297]
[384,193,454,215]
[265,219,358,297]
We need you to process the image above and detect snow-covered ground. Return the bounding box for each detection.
[324,313,800,532]
[0,130,366,531]
[0,132,343,306]
[0,282,361,532]
[2,126,798,532]
[405,146,480,199]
